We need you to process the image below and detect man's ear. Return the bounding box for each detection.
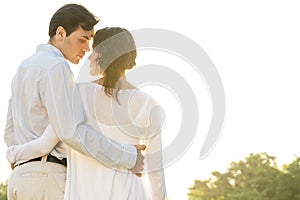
[56,26,66,40]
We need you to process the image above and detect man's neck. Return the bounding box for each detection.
[48,39,59,50]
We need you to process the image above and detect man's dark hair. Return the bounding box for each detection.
[48,4,99,37]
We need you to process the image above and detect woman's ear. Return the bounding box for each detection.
[56,26,66,40]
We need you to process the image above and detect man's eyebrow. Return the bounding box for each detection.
[81,34,93,40]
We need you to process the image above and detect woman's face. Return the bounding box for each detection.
[88,51,102,76]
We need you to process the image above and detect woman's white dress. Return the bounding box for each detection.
[7,82,167,200]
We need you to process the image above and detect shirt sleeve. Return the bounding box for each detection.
[4,97,18,147]
[144,100,168,200]
[6,124,60,164]
[40,62,136,169]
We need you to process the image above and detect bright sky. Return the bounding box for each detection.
[1,1,300,200]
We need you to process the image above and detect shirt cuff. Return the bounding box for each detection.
[120,144,137,169]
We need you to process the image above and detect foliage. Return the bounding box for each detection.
[275,157,300,200]
[0,180,7,200]
[188,152,300,200]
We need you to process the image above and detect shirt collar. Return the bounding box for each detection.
[36,44,64,58]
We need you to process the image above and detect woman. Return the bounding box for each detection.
[6,27,167,200]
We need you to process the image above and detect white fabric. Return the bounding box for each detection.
[6,125,59,164]
[7,82,167,200]
[4,44,136,168]
[8,162,66,200]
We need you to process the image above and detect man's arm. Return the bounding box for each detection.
[42,62,140,169]
[4,98,18,147]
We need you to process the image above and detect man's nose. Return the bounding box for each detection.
[83,43,90,52]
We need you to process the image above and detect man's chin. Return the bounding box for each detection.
[69,59,80,64]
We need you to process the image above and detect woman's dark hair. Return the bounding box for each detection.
[49,4,99,37]
[93,27,137,99]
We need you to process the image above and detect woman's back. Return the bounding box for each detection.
[65,82,165,200]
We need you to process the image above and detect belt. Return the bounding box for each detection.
[15,154,67,167]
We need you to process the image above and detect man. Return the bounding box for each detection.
[4,4,145,200]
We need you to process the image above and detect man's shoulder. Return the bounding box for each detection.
[21,44,67,70]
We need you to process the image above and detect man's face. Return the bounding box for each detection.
[60,27,94,64]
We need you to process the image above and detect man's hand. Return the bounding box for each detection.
[10,163,15,170]
[129,144,146,177]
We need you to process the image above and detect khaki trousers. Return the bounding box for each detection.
[7,161,67,200]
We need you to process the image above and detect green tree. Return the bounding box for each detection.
[188,152,281,200]
[0,180,7,200]
[276,157,300,200]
